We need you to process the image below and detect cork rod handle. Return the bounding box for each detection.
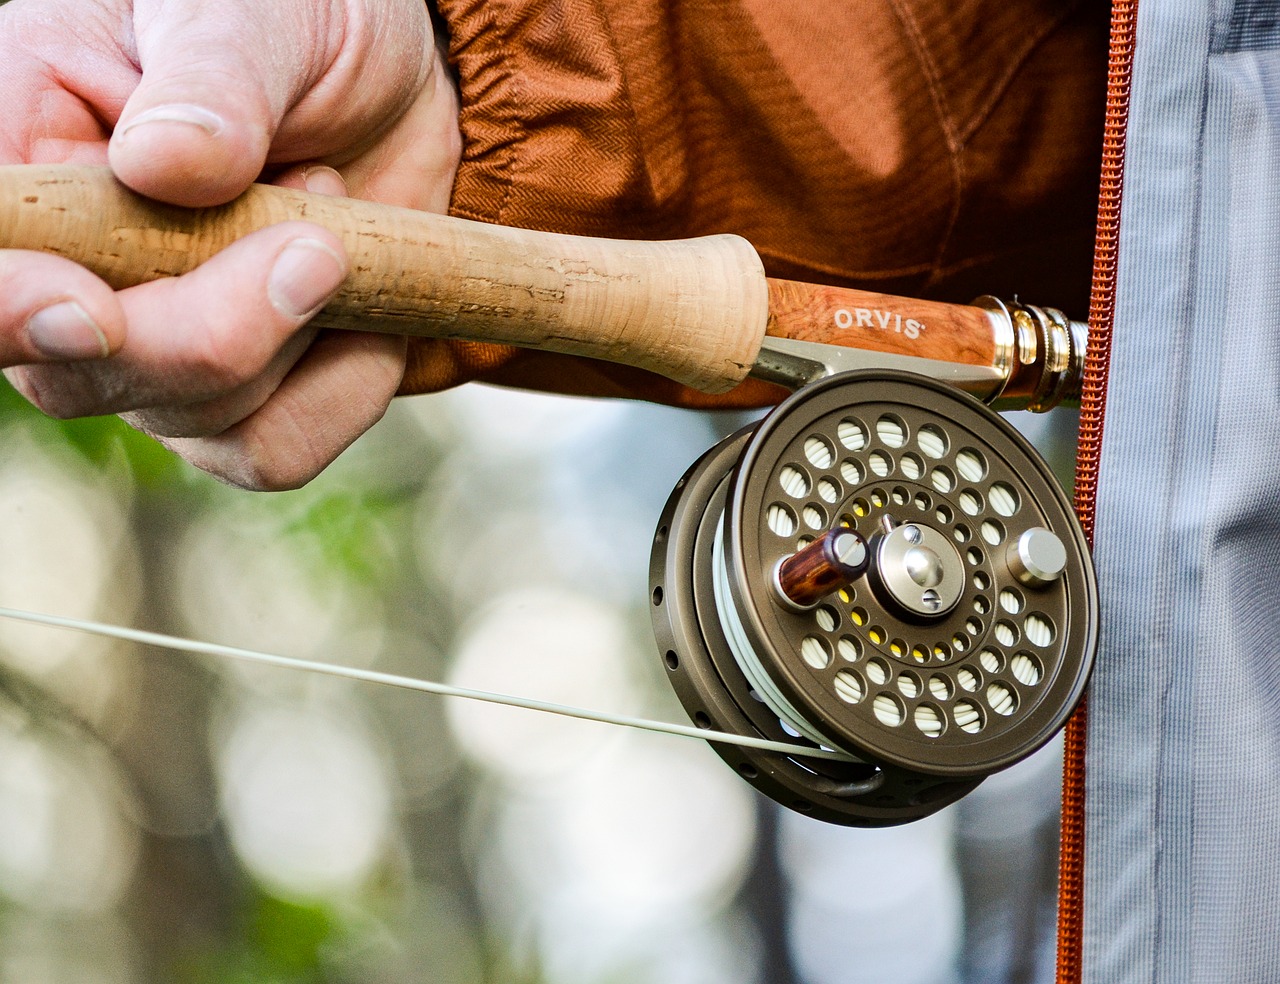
[0,165,769,394]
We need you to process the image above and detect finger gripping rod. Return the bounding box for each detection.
[0,165,1083,407]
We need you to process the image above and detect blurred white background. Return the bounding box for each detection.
[0,378,1069,984]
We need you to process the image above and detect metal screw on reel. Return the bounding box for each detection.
[649,370,1098,826]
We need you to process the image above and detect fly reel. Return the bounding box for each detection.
[649,371,1097,826]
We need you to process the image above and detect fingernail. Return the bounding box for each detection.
[25,301,111,359]
[118,103,225,138]
[302,165,347,196]
[268,239,348,319]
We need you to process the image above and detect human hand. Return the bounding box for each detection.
[0,0,461,489]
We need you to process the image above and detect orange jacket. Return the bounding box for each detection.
[403,0,1108,407]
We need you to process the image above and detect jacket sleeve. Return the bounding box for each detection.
[401,0,1109,406]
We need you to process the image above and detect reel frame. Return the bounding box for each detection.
[650,370,1097,826]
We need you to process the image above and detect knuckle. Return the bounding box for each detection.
[234,456,318,493]
[186,324,267,393]
[231,413,328,494]
[163,433,318,493]
[184,315,316,399]
[163,334,404,491]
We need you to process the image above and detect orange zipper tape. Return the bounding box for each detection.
[1056,0,1138,979]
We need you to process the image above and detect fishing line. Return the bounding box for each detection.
[0,605,851,762]
[710,511,855,757]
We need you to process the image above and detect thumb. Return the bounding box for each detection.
[0,250,125,372]
[108,4,332,207]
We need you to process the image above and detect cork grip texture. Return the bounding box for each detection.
[0,165,770,394]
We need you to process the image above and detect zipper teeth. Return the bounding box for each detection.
[1057,0,1139,980]
[1075,0,1138,541]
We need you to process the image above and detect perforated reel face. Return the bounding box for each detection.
[725,371,1097,777]
[649,370,1097,826]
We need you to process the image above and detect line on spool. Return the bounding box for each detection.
[710,511,859,761]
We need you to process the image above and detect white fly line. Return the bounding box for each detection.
[0,606,853,763]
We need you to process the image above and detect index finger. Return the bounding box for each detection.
[108,0,342,206]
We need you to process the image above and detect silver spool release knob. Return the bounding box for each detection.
[874,522,966,618]
[1007,527,1068,588]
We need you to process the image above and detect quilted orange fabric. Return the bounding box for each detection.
[402,0,1108,407]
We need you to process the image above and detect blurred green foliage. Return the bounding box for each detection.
[178,890,338,984]
[0,376,478,982]
[1,374,420,598]
[0,375,194,489]
[274,486,417,593]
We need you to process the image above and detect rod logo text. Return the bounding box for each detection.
[834,308,924,340]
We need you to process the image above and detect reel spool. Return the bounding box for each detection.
[650,371,1097,826]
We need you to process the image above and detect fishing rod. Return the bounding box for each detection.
[0,164,1098,826]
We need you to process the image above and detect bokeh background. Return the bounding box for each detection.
[0,374,1074,984]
